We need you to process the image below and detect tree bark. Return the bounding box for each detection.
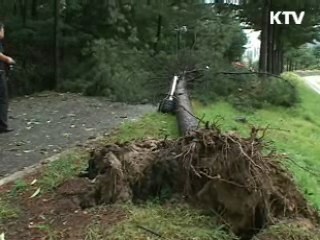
[153,14,162,55]
[259,0,270,72]
[31,0,38,19]
[267,19,274,73]
[18,0,28,26]
[54,0,60,89]
[279,49,284,74]
[175,76,198,136]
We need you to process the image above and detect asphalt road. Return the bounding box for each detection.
[303,75,320,94]
[0,92,154,177]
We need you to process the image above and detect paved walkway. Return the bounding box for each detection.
[0,92,154,177]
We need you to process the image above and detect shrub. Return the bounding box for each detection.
[191,69,300,110]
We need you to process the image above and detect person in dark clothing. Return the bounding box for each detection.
[0,22,15,133]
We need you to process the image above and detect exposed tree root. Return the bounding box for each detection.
[78,128,319,239]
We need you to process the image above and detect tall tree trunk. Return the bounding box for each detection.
[153,14,162,55]
[54,0,60,89]
[267,21,273,73]
[18,0,28,26]
[13,2,18,16]
[23,0,27,26]
[279,50,284,74]
[31,0,38,19]
[259,0,270,72]
[275,26,284,75]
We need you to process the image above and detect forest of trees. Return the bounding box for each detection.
[240,0,320,74]
[0,0,248,100]
[0,0,319,106]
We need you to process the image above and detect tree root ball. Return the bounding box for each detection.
[78,128,319,239]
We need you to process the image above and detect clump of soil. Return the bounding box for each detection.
[78,128,319,239]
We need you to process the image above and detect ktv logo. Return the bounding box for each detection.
[270,11,305,25]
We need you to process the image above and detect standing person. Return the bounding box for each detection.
[0,22,15,133]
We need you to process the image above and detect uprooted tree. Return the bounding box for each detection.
[77,77,319,239]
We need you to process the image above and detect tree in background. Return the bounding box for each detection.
[0,0,247,101]
[240,0,320,74]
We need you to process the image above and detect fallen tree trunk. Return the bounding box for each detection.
[175,76,198,135]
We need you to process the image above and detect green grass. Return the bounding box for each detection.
[0,198,18,223]
[35,224,60,240]
[88,203,237,240]
[252,221,320,240]
[110,113,179,142]
[38,150,89,192]
[85,223,105,240]
[10,179,28,197]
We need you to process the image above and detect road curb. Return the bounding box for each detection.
[0,112,151,188]
[0,132,111,187]
[0,149,75,187]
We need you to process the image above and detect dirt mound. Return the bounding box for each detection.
[78,128,319,239]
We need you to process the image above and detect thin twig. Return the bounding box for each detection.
[136,224,166,239]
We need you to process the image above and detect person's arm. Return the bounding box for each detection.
[0,53,15,64]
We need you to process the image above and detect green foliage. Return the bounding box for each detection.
[60,5,248,103]
[285,46,318,70]
[255,77,299,107]
[192,69,299,110]
[62,38,155,102]
[1,1,247,102]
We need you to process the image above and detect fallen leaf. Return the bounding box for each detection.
[85,128,95,132]
[23,150,33,153]
[0,232,5,240]
[30,188,41,198]
[30,179,37,185]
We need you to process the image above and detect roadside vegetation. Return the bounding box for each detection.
[1,73,320,239]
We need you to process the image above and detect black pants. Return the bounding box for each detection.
[0,72,8,130]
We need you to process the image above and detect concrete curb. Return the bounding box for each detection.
[0,111,151,188]
[0,132,112,187]
[0,149,75,187]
